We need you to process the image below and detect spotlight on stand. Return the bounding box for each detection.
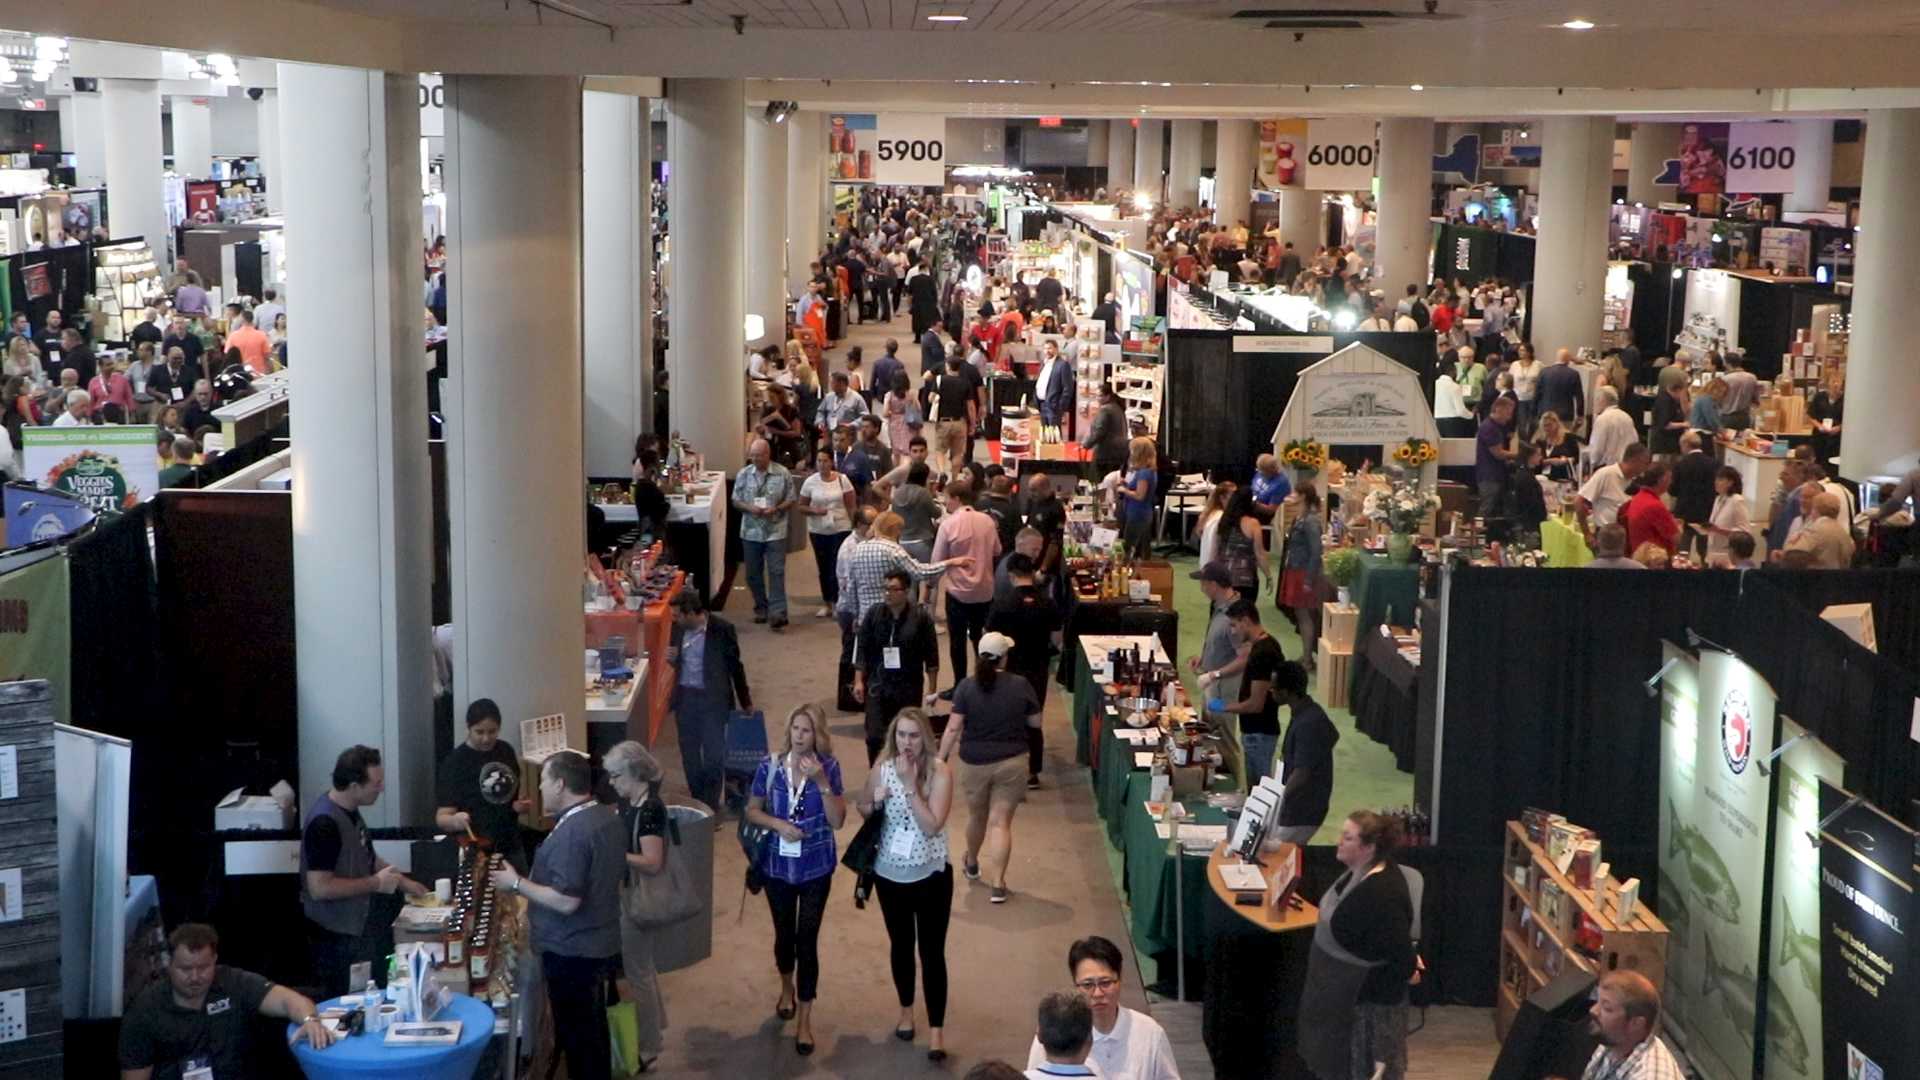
[1756,729,1814,777]
[764,101,798,123]
[1331,309,1357,331]
[1642,656,1681,698]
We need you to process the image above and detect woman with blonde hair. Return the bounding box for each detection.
[1532,411,1582,484]
[1195,481,1236,567]
[1118,436,1159,557]
[858,707,955,1060]
[746,704,846,1055]
[4,336,37,379]
[604,740,670,1072]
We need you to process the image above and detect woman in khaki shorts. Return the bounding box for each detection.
[936,632,1041,904]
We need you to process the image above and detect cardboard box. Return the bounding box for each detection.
[214,784,296,831]
[1820,603,1876,653]
[1133,559,1175,613]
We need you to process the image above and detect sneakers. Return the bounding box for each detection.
[770,616,789,630]
[1027,774,1041,791]
[990,885,1010,904]
[753,614,770,624]
[815,607,832,619]
[962,857,980,881]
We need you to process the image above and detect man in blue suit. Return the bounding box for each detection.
[665,589,751,812]
[1037,339,1076,429]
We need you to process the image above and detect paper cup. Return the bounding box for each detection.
[434,878,452,904]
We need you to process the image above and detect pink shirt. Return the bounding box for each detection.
[88,373,135,417]
[931,505,1001,603]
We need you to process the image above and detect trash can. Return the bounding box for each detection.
[654,802,715,973]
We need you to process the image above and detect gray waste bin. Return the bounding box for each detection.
[653,802,714,973]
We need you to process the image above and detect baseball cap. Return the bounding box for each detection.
[1188,562,1231,586]
[977,632,1014,660]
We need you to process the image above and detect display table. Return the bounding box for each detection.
[288,992,494,1080]
[587,658,647,755]
[584,572,680,743]
[1345,551,1420,703]
[1723,443,1787,520]
[1350,628,1418,773]
[1540,516,1595,567]
[1201,843,1319,1080]
[1119,774,1232,962]
[1068,633,1172,767]
[594,470,729,607]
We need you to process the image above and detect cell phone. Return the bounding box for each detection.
[346,1010,366,1037]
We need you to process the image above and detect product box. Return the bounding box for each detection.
[214,782,296,831]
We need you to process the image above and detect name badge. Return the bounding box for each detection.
[182,1057,214,1080]
[755,496,771,510]
[778,834,803,858]
[886,827,917,861]
[883,646,902,670]
[205,997,231,1015]
[171,387,184,402]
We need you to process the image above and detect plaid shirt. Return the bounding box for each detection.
[1580,1037,1685,1080]
[845,535,948,618]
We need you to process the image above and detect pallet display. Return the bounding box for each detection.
[1496,819,1668,1040]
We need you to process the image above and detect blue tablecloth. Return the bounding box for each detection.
[290,991,493,1080]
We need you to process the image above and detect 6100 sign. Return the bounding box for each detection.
[1724,122,1803,194]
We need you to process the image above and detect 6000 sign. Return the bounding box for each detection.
[1307,143,1374,168]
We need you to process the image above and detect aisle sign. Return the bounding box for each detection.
[22,427,160,513]
[1303,118,1377,191]
[871,114,947,186]
[419,74,444,139]
[1726,122,1799,194]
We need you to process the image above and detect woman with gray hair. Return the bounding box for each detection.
[605,740,669,1072]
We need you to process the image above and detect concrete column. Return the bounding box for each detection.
[1212,119,1255,234]
[1531,115,1615,354]
[1168,119,1203,210]
[1376,117,1436,295]
[1134,118,1165,205]
[1786,119,1835,214]
[745,109,789,350]
[171,95,213,178]
[1085,117,1109,170]
[62,92,108,189]
[257,89,282,213]
[1625,121,1680,207]
[279,64,432,824]
[786,110,827,296]
[1280,188,1323,254]
[667,78,747,458]
[1106,118,1135,193]
[101,79,169,257]
[443,75,587,752]
[1839,109,1920,480]
[583,89,649,477]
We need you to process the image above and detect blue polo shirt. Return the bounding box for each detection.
[1251,470,1291,508]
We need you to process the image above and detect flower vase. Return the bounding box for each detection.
[1336,586,1352,610]
[1294,467,1318,489]
[1386,532,1415,564]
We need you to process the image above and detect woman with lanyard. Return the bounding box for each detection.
[1297,810,1416,1080]
[858,707,955,1061]
[605,740,670,1074]
[745,705,846,1056]
[1118,437,1159,558]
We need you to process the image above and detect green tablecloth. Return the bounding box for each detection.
[1349,551,1421,700]
[1096,705,1144,847]
[1071,649,1099,766]
[1121,772,1229,957]
[1541,516,1595,567]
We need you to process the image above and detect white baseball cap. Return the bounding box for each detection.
[977,632,1014,660]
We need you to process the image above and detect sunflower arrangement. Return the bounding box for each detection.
[1280,438,1328,476]
[1392,437,1438,467]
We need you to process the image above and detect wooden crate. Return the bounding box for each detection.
[1315,640,1351,709]
[1495,820,1668,1041]
[1133,559,1175,613]
[1322,603,1358,652]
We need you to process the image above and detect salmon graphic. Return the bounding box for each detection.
[1669,799,1741,921]
[1776,900,1821,999]
[1766,976,1813,1077]
[1658,870,1692,944]
[1700,935,1757,1050]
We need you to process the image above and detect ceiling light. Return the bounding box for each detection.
[926,13,967,21]
[220,73,240,86]
[188,69,209,79]
[30,71,47,83]
[206,53,236,71]
[0,70,15,85]
[1562,19,1594,29]
[1410,85,1424,92]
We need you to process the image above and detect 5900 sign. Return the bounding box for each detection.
[875,139,944,162]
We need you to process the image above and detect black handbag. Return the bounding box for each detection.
[840,806,887,909]
[737,755,776,895]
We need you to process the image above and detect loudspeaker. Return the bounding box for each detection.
[1487,970,1599,1080]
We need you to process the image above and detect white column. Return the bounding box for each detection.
[583,89,649,477]
[1376,117,1436,295]
[1212,118,1254,232]
[1106,118,1135,193]
[443,75,587,751]
[1786,119,1835,214]
[667,79,747,458]
[1280,188,1323,253]
[62,92,108,188]
[1625,122,1680,208]
[1531,115,1615,354]
[1168,119,1203,210]
[171,95,213,178]
[280,64,432,825]
[745,108,789,350]
[1839,110,1920,480]
[257,89,283,213]
[101,79,169,257]
[786,110,827,297]
[1134,118,1165,205]
[1085,118,1108,171]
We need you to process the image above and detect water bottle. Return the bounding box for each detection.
[363,980,382,1032]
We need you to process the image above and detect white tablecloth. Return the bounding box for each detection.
[595,471,729,604]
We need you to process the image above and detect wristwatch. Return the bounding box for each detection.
[299,1014,321,1027]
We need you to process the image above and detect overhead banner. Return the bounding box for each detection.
[1657,643,1703,1040]
[22,426,161,513]
[1256,119,1310,190]
[826,113,947,187]
[1678,649,1778,1080]
[1816,781,1914,1080]
[1303,118,1376,191]
[1764,719,1844,1080]
[1725,122,1800,194]
[1676,122,1731,195]
[0,555,70,725]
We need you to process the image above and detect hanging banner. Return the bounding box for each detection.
[1657,643,1702,1039]
[826,113,947,187]
[1764,719,1843,1080]
[0,555,70,725]
[1725,122,1801,194]
[1678,650,1777,1080]
[1816,781,1914,1080]
[419,73,444,139]
[1256,119,1310,190]
[1676,122,1731,195]
[1303,118,1377,191]
[22,426,161,513]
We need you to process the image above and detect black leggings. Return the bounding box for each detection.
[1010,663,1050,776]
[875,866,953,1026]
[765,874,833,1001]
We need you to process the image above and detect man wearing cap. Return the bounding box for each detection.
[1187,562,1249,784]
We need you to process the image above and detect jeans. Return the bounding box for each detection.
[674,693,729,812]
[875,867,953,1026]
[1477,481,1505,519]
[742,536,788,619]
[943,596,992,687]
[620,915,666,1059]
[809,531,848,605]
[766,874,833,1000]
[1243,732,1279,785]
[874,283,893,322]
[544,951,616,1080]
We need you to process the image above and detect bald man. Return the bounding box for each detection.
[1536,346,1586,432]
[732,438,798,629]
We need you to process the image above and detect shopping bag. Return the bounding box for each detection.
[608,1000,640,1077]
[622,803,704,929]
[724,709,769,775]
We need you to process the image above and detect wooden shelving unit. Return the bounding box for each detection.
[1496,820,1668,1040]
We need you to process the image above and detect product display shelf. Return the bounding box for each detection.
[92,241,163,344]
[1495,820,1667,1041]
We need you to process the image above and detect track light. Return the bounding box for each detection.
[764,101,798,123]
[1756,729,1815,777]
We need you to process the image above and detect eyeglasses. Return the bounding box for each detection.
[1074,977,1120,992]
[883,584,907,592]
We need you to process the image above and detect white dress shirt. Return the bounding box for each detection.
[1028,1007,1180,1080]
[1587,407,1638,469]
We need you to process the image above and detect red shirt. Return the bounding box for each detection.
[1622,488,1680,557]
[1431,304,1455,334]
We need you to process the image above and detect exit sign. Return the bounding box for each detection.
[1037,117,1062,127]
[16,99,45,111]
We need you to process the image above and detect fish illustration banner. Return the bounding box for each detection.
[1679,650,1777,1080]
[1657,642,1701,1039]
[1765,719,1843,1080]
[1816,781,1914,1080]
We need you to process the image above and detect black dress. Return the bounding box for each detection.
[1649,392,1685,454]
[1807,391,1843,469]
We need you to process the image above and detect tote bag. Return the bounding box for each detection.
[621,797,703,929]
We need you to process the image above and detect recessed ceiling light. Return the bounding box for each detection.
[926,13,967,21]
[1562,19,1594,29]
[1410,84,1424,91]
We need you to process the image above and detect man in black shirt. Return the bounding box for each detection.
[300,746,426,995]
[32,308,64,360]
[987,553,1063,787]
[1021,474,1067,583]
[434,697,532,870]
[1209,601,1286,788]
[54,327,97,387]
[119,922,334,1080]
[161,316,205,371]
[1272,659,1338,844]
[853,569,939,765]
[976,472,1020,555]
[147,346,204,408]
[129,306,167,351]
[181,379,220,434]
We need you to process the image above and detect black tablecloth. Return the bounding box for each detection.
[1352,629,1418,773]
[1056,595,1179,691]
[1202,877,1315,1080]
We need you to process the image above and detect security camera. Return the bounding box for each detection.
[247,87,264,101]
[1424,0,1436,12]
[732,13,745,32]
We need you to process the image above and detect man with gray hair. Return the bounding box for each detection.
[1025,990,1096,1080]
[52,387,91,427]
[731,438,796,629]
[1586,385,1637,470]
